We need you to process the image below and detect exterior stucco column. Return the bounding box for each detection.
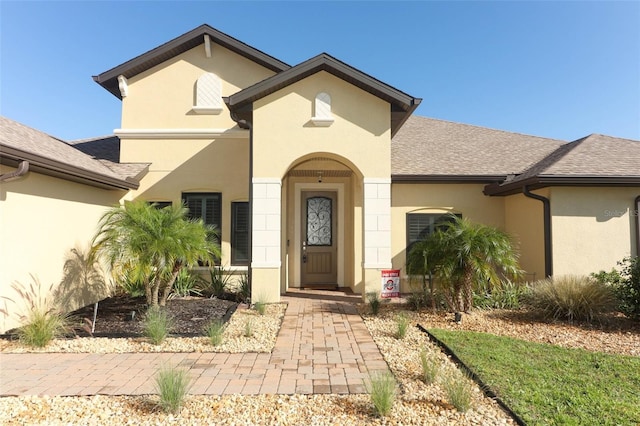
[363,178,392,294]
[251,177,281,302]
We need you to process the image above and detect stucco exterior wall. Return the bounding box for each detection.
[0,167,123,333]
[251,71,392,297]
[391,183,506,293]
[120,137,250,267]
[551,187,639,276]
[121,44,275,130]
[504,191,546,281]
[252,71,391,179]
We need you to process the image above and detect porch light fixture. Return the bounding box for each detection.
[317,172,323,183]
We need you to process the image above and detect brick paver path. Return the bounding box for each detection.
[0,292,389,396]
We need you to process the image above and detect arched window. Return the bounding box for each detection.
[311,92,334,126]
[192,73,222,114]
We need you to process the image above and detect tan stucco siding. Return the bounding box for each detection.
[120,137,250,266]
[391,183,505,292]
[0,168,122,333]
[504,192,546,281]
[551,187,639,276]
[252,71,391,179]
[121,44,276,130]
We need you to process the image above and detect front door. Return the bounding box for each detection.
[301,191,337,285]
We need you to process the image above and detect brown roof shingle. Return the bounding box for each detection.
[391,116,565,179]
[0,116,142,189]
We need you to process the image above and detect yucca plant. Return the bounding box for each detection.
[170,268,202,299]
[527,275,616,322]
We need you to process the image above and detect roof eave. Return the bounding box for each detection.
[484,175,640,196]
[393,174,506,184]
[226,53,421,134]
[0,144,139,190]
[94,24,291,99]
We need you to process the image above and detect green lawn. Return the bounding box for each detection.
[428,328,640,425]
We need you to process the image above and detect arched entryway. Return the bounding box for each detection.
[281,154,363,294]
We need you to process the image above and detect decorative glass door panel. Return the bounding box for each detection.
[301,191,337,285]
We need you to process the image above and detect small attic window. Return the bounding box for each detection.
[311,92,334,127]
[192,73,223,115]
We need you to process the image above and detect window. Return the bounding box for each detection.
[231,202,249,266]
[182,193,222,263]
[406,213,461,254]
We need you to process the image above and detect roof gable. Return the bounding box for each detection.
[225,53,421,136]
[484,133,640,195]
[93,24,291,99]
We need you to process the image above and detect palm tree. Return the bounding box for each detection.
[92,200,220,307]
[408,215,521,313]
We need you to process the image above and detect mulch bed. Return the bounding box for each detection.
[66,294,238,337]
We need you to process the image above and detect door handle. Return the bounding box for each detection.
[302,241,307,263]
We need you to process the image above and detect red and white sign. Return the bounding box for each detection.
[381,269,400,298]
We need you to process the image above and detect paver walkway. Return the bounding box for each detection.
[0,291,389,397]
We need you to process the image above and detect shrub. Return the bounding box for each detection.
[367,292,381,315]
[170,268,202,299]
[419,348,440,384]
[593,257,640,318]
[527,275,616,322]
[395,313,409,339]
[205,319,225,346]
[144,306,173,344]
[367,370,396,417]
[473,279,530,310]
[198,265,232,299]
[154,364,191,413]
[443,372,474,412]
[118,272,146,298]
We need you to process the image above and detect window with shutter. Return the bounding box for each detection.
[231,202,249,266]
[406,213,461,254]
[182,193,222,265]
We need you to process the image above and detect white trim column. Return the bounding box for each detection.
[363,178,392,269]
[252,178,281,268]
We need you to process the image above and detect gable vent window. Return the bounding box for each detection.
[311,92,334,127]
[192,73,223,115]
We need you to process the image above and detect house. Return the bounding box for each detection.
[1,24,638,332]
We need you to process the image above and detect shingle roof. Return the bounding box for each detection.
[535,134,640,177]
[484,133,640,194]
[0,116,142,189]
[68,135,149,180]
[391,115,565,179]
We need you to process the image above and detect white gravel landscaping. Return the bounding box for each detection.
[0,303,516,425]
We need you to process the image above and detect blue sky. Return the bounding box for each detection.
[1,1,638,142]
